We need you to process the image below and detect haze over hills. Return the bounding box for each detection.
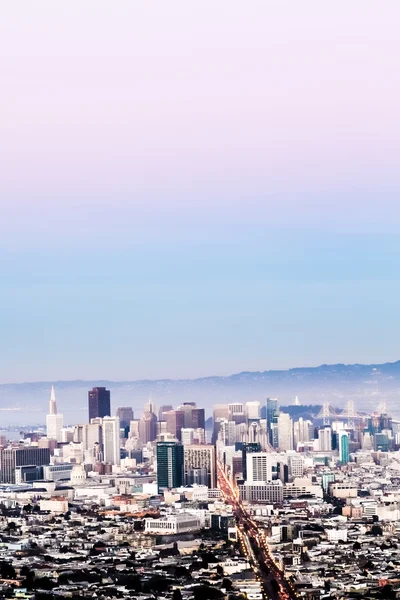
[1,361,400,426]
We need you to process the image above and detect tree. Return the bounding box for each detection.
[222,578,233,591]
[172,589,183,600]
[371,525,383,536]
[0,561,16,579]
[193,585,224,600]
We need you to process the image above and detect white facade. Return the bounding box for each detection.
[144,513,201,534]
[46,386,64,442]
[181,428,194,445]
[46,414,64,442]
[103,416,121,466]
[239,480,284,503]
[287,453,305,478]
[277,413,293,451]
[293,418,313,447]
[246,452,273,483]
[245,402,260,420]
[325,528,348,542]
[43,463,74,482]
[40,497,69,513]
[318,427,332,452]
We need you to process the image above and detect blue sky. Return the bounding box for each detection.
[1,1,400,382]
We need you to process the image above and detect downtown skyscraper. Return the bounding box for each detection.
[88,387,111,421]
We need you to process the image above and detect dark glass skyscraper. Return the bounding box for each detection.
[88,387,111,422]
[156,441,184,492]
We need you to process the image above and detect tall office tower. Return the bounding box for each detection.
[183,444,217,488]
[212,404,230,443]
[181,428,194,445]
[46,386,64,442]
[193,428,206,444]
[87,421,103,450]
[236,422,248,444]
[177,402,197,427]
[88,387,111,421]
[103,416,121,465]
[266,397,280,446]
[245,402,261,421]
[129,419,139,438]
[277,413,293,451]
[339,431,349,464]
[228,403,246,424]
[293,418,314,448]
[157,420,168,437]
[219,420,237,446]
[159,405,173,421]
[0,446,51,484]
[156,441,184,491]
[166,410,185,441]
[362,431,373,450]
[318,427,332,452]
[60,427,74,443]
[192,408,205,429]
[116,407,134,429]
[139,411,157,445]
[73,424,86,445]
[241,442,261,480]
[246,452,273,483]
[266,397,279,424]
[144,397,157,414]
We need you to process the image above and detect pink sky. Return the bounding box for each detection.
[1,1,400,243]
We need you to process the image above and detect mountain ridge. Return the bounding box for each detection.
[1,360,399,425]
[3,359,400,388]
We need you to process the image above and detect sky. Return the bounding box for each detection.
[1,1,400,383]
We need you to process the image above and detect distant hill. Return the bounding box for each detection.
[1,360,400,425]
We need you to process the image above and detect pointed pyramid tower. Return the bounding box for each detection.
[49,385,57,415]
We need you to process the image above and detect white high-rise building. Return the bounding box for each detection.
[181,428,194,445]
[277,413,293,451]
[318,427,332,452]
[218,420,237,446]
[103,416,121,466]
[293,418,314,448]
[245,402,261,421]
[46,386,63,442]
[246,452,273,483]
